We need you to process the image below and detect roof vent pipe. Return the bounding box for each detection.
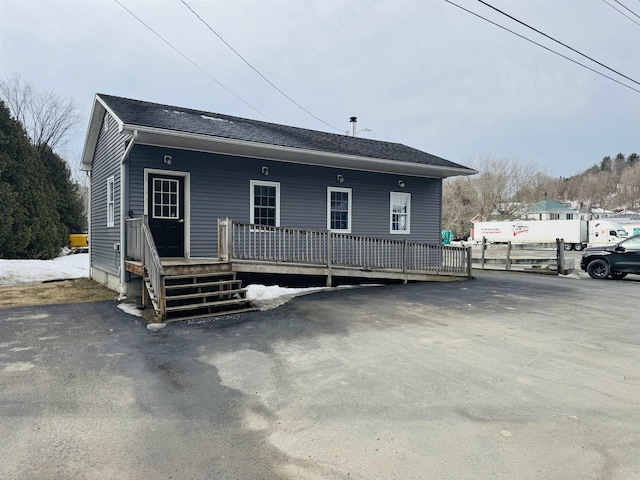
[350,116,357,137]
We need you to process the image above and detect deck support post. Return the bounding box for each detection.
[326,232,333,287]
[218,217,232,262]
[556,238,566,275]
[159,275,167,321]
[402,239,408,284]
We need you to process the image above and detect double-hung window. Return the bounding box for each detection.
[106,176,115,227]
[327,187,351,233]
[390,192,410,234]
[250,180,280,226]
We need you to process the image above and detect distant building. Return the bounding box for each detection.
[523,199,586,221]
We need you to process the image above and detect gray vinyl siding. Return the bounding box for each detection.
[128,145,443,258]
[89,113,125,276]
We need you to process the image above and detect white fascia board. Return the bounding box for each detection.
[80,95,126,171]
[122,125,477,178]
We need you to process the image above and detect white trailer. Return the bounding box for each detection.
[471,219,588,250]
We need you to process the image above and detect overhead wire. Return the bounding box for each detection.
[113,0,268,120]
[613,0,640,19]
[443,0,640,94]
[179,0,343,132]
[476,0,640,86]
[601,0,640,27]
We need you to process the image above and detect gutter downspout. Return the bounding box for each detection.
[119,130,138,300]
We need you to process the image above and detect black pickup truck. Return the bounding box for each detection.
[580,234,640,279]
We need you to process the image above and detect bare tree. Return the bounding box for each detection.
[466,156,545,218]
[579,172,617,212]
[618,162,640,210]
[442,156,554,238]
[0,75,81,152]
[442,176,478,239]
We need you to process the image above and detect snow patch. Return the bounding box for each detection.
[0,253,89,286]
[245,284,329,310]
[245,283,382,310]
[201,114,232,123]
[118,303,143,317]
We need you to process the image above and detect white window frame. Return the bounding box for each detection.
[390,191,411,234]
[106,176,115,228]
[327,187,352,233]
[250,180,280,227]
[152,177,180,219]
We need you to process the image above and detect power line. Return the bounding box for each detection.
[443,0,640,94]
[613,0,640,19]
[476,0,640,86]
[113,0,268,119]
[602,0,640,26]
[179,0,343,132]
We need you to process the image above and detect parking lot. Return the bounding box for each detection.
[1,270,639,479]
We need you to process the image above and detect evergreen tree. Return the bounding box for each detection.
[0,101,63,259]
[38,144,87,237]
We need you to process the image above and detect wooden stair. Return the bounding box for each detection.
[145,271,258,322]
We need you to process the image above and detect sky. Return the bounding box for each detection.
[1,0,639,178]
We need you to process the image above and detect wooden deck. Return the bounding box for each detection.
[125,217,472,321]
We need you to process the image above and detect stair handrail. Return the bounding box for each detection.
[141,215,166,319]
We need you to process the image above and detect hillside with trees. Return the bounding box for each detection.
[443,154,640,239]
[0,77,86,259]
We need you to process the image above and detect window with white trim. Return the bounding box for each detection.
[327,187,352,233]
[107,176,115,227]
[250,180,280,226]
[390,191,411,234]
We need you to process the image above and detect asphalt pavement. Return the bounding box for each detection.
[1,270,638,480]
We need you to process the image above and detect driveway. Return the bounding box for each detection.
[1,271,639,480]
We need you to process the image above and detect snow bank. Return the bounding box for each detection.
[0,253,89,286]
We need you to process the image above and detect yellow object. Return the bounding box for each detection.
[69,233,89,249]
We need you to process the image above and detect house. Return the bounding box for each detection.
[523,199,585,221]
[80,94,476,320]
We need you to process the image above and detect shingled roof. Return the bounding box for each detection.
[82,94,476,178]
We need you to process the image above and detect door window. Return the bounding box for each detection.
[153,178,180,219]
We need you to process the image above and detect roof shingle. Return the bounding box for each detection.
[98,94,473,173]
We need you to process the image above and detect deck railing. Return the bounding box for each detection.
[222,219,470,277]
[126,217,166,318]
